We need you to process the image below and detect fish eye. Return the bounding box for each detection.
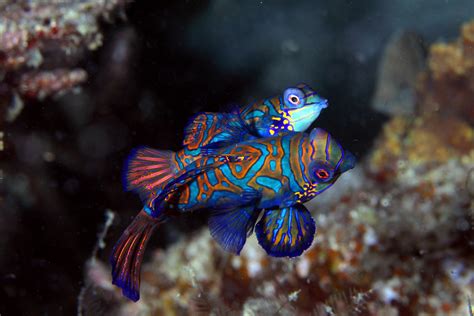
[283,87,305,108]
[315,168,329,180]
[310,162,334,183]
[288,94,300,105]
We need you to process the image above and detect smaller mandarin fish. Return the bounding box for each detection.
[111,128,355,301]
[125,83,328,201]
[182,82,328,148]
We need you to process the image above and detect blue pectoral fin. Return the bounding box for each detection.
[240,188,262,204]
[255,204,316,257]
[208,207,260,255]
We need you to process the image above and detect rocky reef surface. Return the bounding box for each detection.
[0,0,130,122]
[80,21,474,316]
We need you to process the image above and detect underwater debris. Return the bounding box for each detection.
[0,0,130,121]
[319,287,373,316]
[468,295,473,316]
[5,92,23,122]
[243,298,295,316]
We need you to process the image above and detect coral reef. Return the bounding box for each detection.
[369,114,473,176]
[416,20,474,124]
[0,0,130,121]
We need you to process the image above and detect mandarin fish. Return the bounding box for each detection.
[111,128,355,301]
[124,83,328,201]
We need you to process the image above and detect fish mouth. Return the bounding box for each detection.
[287,101,327,122]
[289,108,317,123]
[306,99,328,109]
[285,101,328,132]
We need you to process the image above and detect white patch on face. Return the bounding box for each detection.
[286,104,322,132]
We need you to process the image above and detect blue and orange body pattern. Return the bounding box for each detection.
[110,85,355,302]
[124,83,328,200]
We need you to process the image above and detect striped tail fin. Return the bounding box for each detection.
[110,210,161,301]
[123,146,179,200]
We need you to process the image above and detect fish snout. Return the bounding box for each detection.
[339,150,356,173]
[319,98,329,109]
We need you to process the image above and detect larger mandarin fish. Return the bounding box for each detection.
[124,83,328,201]
[111,128,355,301]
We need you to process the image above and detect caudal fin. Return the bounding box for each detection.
[110,210,160,301]
[123,146,179,199]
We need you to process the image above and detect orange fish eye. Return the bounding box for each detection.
[288,94,300,105]
[316,168,329,179]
